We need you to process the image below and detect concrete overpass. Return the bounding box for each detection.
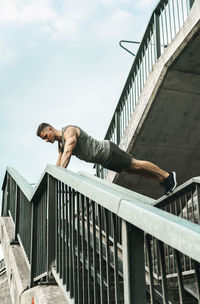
[106,0,200,199]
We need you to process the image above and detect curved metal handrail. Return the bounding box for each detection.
[119,40,140,56]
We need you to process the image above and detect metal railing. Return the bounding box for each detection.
[105,0,194,144]
[2,169,33,264]
[150,177,200,281]
[2,165,200,303]
[96,0,195,179]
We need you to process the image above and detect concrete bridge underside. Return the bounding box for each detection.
[108,2,200,199]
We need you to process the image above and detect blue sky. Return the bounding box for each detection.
[0,0,157,258]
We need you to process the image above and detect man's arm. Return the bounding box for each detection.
[60,127,78,168]
[56,151,62,166]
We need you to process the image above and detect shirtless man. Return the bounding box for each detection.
[36,123,177,195]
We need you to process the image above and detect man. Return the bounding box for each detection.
[36,123,177,195]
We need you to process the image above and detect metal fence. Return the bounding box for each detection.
[1,170,32,264]
[55,180,124,303]
[96,0,195,178]
[150,178,200,281]
[2,165,200,303]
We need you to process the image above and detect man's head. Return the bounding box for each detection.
[36,122,56,143]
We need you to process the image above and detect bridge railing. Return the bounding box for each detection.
[96,0,195,178]
[2,165,200,303]
[151,177,200,281]
[2,168,33,265]
[105,0,194,145]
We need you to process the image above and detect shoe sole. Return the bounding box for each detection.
[166,171,177,195]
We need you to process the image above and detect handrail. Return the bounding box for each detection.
[2,165,200,302]
[119,40,140,56]
[2,167,33,201]
[151,175,200,280]
[79,170,154,205]
[2,165,200,257]
[3,164,200,250]
[154,175,200,207]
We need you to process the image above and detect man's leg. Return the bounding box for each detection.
[123,158,177,195]
[123,158,169,182]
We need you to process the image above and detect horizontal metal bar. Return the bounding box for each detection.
[0,266,6,275]
[17,234,31,270]
[154,177,199,207]
[3,167,33,200]
[118,198,200,263]
[33,271,48,282]
[79,170,154,205]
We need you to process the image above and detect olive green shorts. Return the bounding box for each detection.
[102,142,132,173]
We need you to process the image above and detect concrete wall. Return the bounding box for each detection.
[0,217,68,304]
[0,268,12,304]
[0,217,30,304]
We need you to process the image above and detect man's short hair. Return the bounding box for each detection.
[36,123,53,137]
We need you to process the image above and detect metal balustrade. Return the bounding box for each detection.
[150,177,200,281]
[96,0,195,178]
[105,0,194,145]
[2,169,33,264]
[2,165,200,303]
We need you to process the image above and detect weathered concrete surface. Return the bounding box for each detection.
[0,217,30,304]
[0,217,68,304]
[0,268,12,304]
[107,0,200,199]
[20,285,68,304]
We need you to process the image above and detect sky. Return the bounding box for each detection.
[0,0,158,259]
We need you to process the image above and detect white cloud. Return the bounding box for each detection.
[0,1,18,24]
[0,39,14,64]
[19,1,56,24]
[0,0,56,26]
[43,7,91,40]
[0,0,137,41]
[138,0,157,10]
[97,9,135,41]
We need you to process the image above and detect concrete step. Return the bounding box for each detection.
[0,267,12,304]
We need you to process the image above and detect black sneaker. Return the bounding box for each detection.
[161,171,177,195]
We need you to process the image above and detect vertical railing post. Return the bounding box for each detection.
[13,186,20,243]
[195,184,200,224]
[96,164,100,178]
[2,173,9,217]
[30,200,35,287]
[46,175,57,282]
[154,11,161,60]
[122,220,146,304]
[115,110,121,145]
